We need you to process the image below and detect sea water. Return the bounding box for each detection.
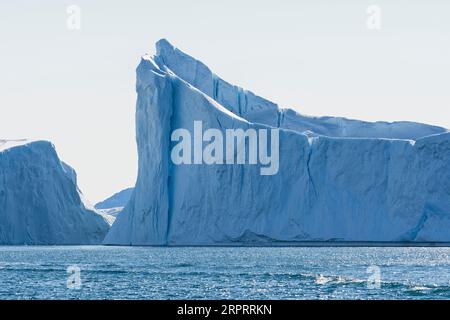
[0,246,449,299]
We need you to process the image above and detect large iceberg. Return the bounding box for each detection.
[0,139,110,244]
[104,39,450,245]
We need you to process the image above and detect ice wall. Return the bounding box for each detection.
[104,40,450,245]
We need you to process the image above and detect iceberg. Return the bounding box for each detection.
[95,187,134,222]
[104,39,450,245]
[95,187,134,210]
[0,139,110,244]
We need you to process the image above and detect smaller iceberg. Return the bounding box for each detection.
[0,139,110,244]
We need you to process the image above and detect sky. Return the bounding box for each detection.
[0,0,449,204]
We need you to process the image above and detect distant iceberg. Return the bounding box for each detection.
[0,139,110,244]
[95,187,133,222]
[104,39,450,245]
[95,187,133,210]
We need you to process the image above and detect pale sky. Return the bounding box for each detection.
[1,0,449,203]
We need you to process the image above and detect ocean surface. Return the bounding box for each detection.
[0,246,449,300]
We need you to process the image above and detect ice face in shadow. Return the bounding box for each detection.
[0,140,110,244]
[103,40,450,245]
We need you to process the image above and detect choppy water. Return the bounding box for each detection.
[0,246,449,299]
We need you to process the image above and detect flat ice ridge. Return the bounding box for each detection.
[0,139,39,152]
[103,40,450,245]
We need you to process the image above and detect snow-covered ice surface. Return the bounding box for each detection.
[98,207,122,218]
[104,40,450,245]
[0,139,38,152]
[0,140,110,244]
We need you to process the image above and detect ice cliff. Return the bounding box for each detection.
[0,139,110,244]
[104,39,450,245]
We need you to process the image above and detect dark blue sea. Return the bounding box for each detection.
[0,246,449,299]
